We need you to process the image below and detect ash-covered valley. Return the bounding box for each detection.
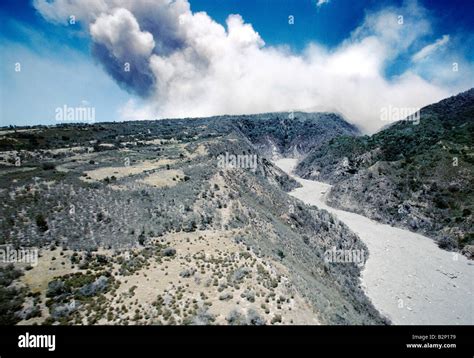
[0,90,472,325]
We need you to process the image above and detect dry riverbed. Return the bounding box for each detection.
[275,158,474,325]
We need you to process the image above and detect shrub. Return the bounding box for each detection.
[277,250,285,260]
[243,290,255,303]
[437,236,457,250]
[138,231,146,246]
[226,309,246,325]
[0,286,25,324]
[0,264,22,286]
[246,309,266,325]
[162,248,176,257]
[0,265,25,325]
[271,314,282,324]
[219,292,233,301]
[434,196,449,209]
[42,163,55,170]
[35,214,48,232]
[189,307,215,325]
[231,267,249,283]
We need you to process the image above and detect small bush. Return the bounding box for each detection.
[35,214,48,232]
[246,309,266,325]
[162,248,176,257]
[42,163,55,170]
[226,309,246,325]
[437,236,457,251]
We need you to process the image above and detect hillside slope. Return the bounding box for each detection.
[234,112,360,158]
[296,89,474,252]
[0,114,386,325]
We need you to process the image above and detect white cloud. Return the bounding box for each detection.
[90,8,155,60]
[412,34,450,62]
[316,0,330,8]
[33,0,471,133]
[32,0,109,24]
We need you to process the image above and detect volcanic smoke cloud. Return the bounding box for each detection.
[34,0,471,132]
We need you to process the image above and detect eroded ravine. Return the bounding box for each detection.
[275,158,473,325]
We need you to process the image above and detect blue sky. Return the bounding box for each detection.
[1,0,473,129]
